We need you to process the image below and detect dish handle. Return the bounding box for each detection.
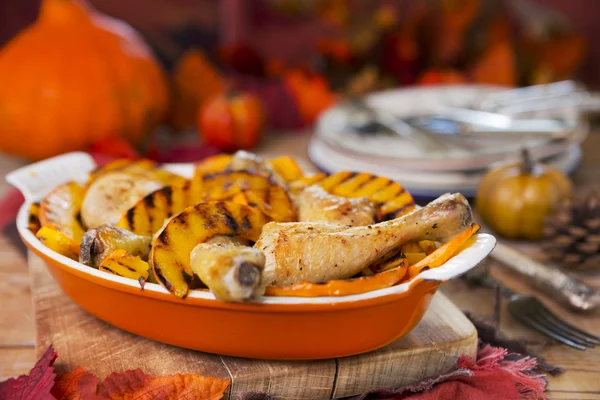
[6,152,97,202]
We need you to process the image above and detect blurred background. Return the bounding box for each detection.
[0,0,598,197]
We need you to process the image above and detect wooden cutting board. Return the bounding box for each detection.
[30,253,477,400]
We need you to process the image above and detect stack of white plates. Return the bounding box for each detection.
[309,85,587,198]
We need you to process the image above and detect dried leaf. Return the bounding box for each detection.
[52,367,98,400]
[0,345,57,400]
[97,369,151,399]
[97,370,229,400]
[134,374,229,400]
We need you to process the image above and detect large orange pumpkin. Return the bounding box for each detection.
[0,0,169,160]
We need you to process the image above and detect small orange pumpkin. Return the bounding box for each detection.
[198,89,265,151]
[477,149,572,240]
[0,0,169,160]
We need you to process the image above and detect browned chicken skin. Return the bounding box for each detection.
[255,193,472,286]
[296,185,375,226]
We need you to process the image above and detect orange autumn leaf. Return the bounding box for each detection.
[97,370,230,400]
[52,366,98,400]
[97,369,151,399]
[471,41,516,86]
[129,374,230,400]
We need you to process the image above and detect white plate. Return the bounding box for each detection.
[309,136,582,197]
[316,85,587,172]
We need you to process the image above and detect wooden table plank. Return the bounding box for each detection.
[0,155,35,379]
[333,294,477,398]
[0,348,37,381]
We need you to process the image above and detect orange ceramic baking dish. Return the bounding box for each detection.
[8,153,496,360]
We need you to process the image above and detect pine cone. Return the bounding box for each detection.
[542,186,600,270]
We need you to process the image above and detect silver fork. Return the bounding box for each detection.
[476,273,600,351]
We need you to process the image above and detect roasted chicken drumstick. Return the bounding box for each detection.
[296,185,375,226]
[256,193,472,286]
[190,235,265,302]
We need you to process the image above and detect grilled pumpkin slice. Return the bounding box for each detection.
[266,156,305,183]
[99,249,153,284]
[117,183,194,236]
[39,181,86,243]
[192,171,296,222]
[265,258,408,297]
[36,227,80,260]
[195,153,312,187]
[117,178,252,236]
[151,201,270,298]
[194,154,233,176]
[292,171,416,221]
[406,224,480,280]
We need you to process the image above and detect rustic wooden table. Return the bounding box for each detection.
[1,132,599,399]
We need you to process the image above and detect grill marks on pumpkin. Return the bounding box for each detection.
[118,184,190,236]
[308,171,416,222]
[150,202,271,298]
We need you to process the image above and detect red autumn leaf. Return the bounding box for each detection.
[97,369,151,399]
[51,367,98,400]
[0,346,57,400]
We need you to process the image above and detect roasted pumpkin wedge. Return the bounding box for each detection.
[265,258,407,297]
[99,249,153,283]
[28,202,41,234]
[39,181,86,243]
[194,154,233,176]
[367,248,408,274]
[36,227,79,260]
[291,171,416,221]
[193,171,296,222]
[117,178,254,236]
[117,183,195,236]
[266,156,304,183]
[406,224,480,280]
[151,201,270,298]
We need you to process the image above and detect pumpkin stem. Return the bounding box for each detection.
[520,148,534,174]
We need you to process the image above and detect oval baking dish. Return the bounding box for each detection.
[8,152,496,359]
